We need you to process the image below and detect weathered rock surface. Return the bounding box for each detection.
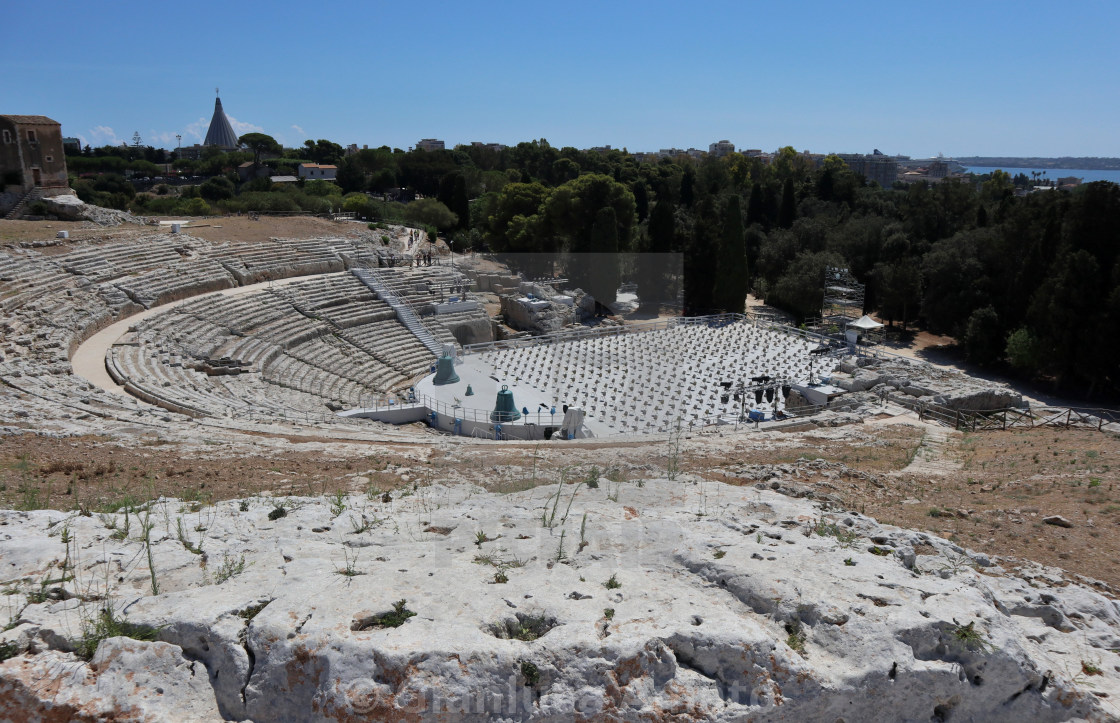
[2,478,1119,722]
[40,195,147,227]
[835,357,1025,411]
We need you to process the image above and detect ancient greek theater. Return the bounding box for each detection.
[0,218,856,442]
[3,214,1120,723]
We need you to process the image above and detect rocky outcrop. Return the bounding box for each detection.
[443,316,494,346]
[2,477,1117,722]
[836,357,1024,410]
[40,195,147,227]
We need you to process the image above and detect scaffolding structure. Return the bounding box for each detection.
[822,266,865,321]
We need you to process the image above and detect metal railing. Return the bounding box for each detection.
[351,268,444,357]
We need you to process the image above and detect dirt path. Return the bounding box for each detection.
[899,426,962,476]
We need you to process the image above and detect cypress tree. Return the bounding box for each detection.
[638,199,676,310]
[778,178,797,229]
[451,174,470,230]
[714,195,748,313]
[683,197,717,313]
[746,181,765,228]
[589,206,620,311]
[631,181,649,222]
[680,166,696,208]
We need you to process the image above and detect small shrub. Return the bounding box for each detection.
[0,640,18,662]
[489,613,557,641]
[493,571,508,584]
[928,507,943,518]
[868,546,891,556]
[349,515,375,534]
[713,550,726,559]
[74,606,158,661]
[1082,660,1103,676]
[353,599,416,630]
[268,504,287,521]
[520,660,540,686]
[844,558,856,566]
[603,608,615,620]
[236,600,271,621]
[785,619,807,655]
[239,500,249,512]
[176,517,202,555]
[213,553,246,584]
[950,622,990,653]
[813,520,860,548]
[329,492,346,518]
[337,547,363,577]
[603,574,621,590]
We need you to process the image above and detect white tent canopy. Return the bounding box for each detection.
[848,315,884,331]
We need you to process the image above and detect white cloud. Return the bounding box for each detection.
[148,130,185,147]
[89,125,122,145]
[291,124,306,137]
[227,115,264,136]
[184,117,209,143]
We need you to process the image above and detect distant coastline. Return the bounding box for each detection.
[955,157,1120,171]
[964,166,1120,184]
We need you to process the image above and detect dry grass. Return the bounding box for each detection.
[0,434,405,511]
[814,427,1120,589]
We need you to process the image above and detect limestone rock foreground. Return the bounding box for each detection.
[2,477,1119,722]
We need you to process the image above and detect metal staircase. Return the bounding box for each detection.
[351,268,444,358]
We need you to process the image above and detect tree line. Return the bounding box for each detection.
[64,136,1119,397]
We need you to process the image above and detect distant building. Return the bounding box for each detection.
[62,137,82,154]
[178,144,214,161]
[709,140,735,158]
[237,161,271,182]
[0,115,70,196]
[837,150,898,187]
[298,163,337,180]
[470,141,507,152]
[588,145,612,154]
[345,144,370,156]
[416,139,445,152]
[204,94,240,149]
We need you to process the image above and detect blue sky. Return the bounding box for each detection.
[5,1,1118,157]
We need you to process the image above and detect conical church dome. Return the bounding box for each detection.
[203,96,239,148]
